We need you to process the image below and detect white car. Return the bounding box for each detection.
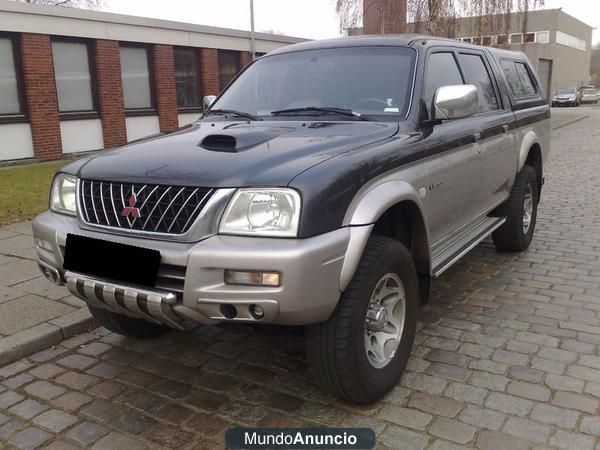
[581,88,599,104]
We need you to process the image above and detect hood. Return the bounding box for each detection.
[77,120,399,187]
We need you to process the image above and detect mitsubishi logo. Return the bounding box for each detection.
[121,193,141,218]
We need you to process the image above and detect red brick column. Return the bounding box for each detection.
[19,33,62,161]
[200,48,220,96]
[94,39,127,148]
[152,44,179,133]
[240,51,253,68]
[363,0,406,34]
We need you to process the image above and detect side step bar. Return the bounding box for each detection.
[431,217,506,278]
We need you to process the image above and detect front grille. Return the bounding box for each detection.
[79,180,214,234]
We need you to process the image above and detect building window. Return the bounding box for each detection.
[482,36,493,46]
[52,40,95,113]
[524,32,535,43]
[0,36,23,116]
[497,35,509,45]
[536,31,550,44]
[218,50,241,91]
[174,48,201,109]
[510,34,522,44]
[120,45,153,110]
[556,31,586,51]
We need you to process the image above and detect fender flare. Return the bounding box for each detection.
[518,130,540,172]
[339,180,431,291]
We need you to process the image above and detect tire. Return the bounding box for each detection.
[87,305,169,338]
[306,235,418,403]
[492,164,538,252]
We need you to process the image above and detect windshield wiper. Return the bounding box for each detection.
[204,109,262,121]
[270,107,373,121]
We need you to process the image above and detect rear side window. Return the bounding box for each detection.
[458,53,499,112]
[501,60,538,98]
[423,52,463,118]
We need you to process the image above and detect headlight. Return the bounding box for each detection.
[219,188,301,237]
[50,173,77,216]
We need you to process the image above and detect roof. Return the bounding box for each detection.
[0,0,305,45]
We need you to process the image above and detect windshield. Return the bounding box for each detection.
[211,46,416,120]
[583,89,597,94]
[557,88,576,94]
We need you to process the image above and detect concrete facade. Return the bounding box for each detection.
[453,9,593,95]
[0,0,304,163]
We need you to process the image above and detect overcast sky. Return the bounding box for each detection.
[103,0,599,44]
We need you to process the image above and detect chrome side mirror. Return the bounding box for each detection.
[433,84,478,120]
[203,95,217,112]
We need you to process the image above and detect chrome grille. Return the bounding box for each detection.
[79,180,214,234]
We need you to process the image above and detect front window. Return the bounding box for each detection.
[583,89,596,95]
[212,46,416,120]
[557,88,576,95]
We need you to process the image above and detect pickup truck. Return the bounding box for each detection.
[33,34,550,403]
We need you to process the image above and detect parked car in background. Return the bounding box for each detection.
[33,35,550,403]
[580,87,599,104]
[552,87,581,107]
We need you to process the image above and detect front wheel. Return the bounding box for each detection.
[306,236,418,403]
[492,164,538,252]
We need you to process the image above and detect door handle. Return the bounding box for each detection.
[502,124,510,133]
[473,132,482,141]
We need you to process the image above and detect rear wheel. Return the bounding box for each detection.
[306,236,418,403]
[87,305,169,338]
[492,164,538,252]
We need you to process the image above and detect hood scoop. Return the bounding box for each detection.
[200,126,294,153]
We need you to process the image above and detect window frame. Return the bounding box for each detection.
[51,36,99,121]
[119,42,156,117]
[174,46,203,113]
[0,32,28,124]
[217,49,241,92]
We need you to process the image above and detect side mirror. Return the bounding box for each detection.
[203,95,217,112]
[433,84,478,121]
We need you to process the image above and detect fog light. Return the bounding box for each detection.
[35,237,53,252]
[249,304,264,320]
[224,270,281,287]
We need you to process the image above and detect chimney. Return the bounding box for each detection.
[363,0,407,34]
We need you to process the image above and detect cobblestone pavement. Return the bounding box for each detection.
[1,109,600,449]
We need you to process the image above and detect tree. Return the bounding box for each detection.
[591,45,600,88]
[335,0,545,43]
[13,0,103,9]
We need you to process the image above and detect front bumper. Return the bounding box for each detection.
[32,211,352,327]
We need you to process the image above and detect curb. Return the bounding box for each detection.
[552,114,590,130]
[0,309,98,366]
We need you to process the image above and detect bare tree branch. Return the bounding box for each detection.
[11,0,103,10]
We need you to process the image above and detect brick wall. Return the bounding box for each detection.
[200,48,220,96]
[19,33,62,161]
[240,51,253,68]
[95,39,127,148]
[363,0,406,34]
[152,44,179,133]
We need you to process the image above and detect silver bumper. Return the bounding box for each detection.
[32,211,354,327]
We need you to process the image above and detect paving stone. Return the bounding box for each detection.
[407,392,463,418]
[76,342,112,356]
[55,371,98,390]
[51,391,93,412]
[425,349,469,367]
[91,432,149,450]
[507,381,551,401]
[9,399,49,420]
[378,405,432,430]
[24,380,66,400]
[28,363,66,380]
[0,359,33,378]
[0,390,23,408]
[506,340,539,355]
[87,380,125,400]
[545,373,585,393]
[32,409,78,433]
[8,427,52,450]
[56,354,97,371]
[468,372,509,391]
[508,365,544,383]
[484,392,533,417]
[444,382,487,405]
[459,405,505,430]
[66,421,110,446]
[579,416,600,436]
[458,343,493,359]
[491,349,529,366]
[378,425,429,450]
[400,372,447,395]
[476,430,530,450]
[552,391,599,413]
[29,347,69,363]
[549,429,595,450]
[502,417,551,444]
[530,403,579,428]
[538,346,578,364]
[568,365,600,383]
[429,417,476,444]
[532,357,565,374]
[41,440,81,450]
[0,295,74,335]
[2,373,34,389]
[469,359,507,375]
[143,423,197,448]
[109,408,157,435]
[426,363,471,382]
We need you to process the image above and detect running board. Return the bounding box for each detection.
[431,217,506,278]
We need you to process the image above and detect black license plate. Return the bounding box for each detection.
[63,234,161,287]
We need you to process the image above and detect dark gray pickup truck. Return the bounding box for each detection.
[33,34,550,403]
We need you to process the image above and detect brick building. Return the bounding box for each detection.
[0,0,304,162]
